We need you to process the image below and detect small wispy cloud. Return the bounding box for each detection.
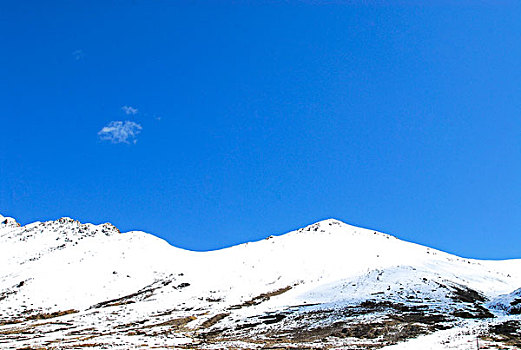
[72,49,84,61]
[122,105,138,115]
[98,121,142,144]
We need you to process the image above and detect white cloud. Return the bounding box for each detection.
[98,121,142,144]
[122,105,138,115]
[72,49,84,61]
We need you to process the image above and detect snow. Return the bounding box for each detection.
[1,214,521,349]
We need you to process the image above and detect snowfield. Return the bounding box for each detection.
[1,214,520,349]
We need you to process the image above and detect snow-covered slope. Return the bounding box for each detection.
[1,214,521,349]
[488,287,521,315]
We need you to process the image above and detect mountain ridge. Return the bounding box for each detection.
[1,213,521,349]
[2,213,511,262]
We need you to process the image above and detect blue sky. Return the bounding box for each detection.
[1,1,520,259]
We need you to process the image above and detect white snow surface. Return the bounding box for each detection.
[1,215,521,349]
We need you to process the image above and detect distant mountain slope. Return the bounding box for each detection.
[1,214,520,349]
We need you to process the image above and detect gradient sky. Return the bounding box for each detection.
[1,1,520,259]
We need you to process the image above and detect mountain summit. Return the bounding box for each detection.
[1,215,520,349]
[0,213,19,227]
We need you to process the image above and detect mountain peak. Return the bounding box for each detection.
[317,218,345,225]
[297,218,381,235]
[57,217,120,232]
[0,213,20,227]
[299,218,345,232]
[45,217,121,237]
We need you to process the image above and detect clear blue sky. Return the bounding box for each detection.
[1,1,520,259]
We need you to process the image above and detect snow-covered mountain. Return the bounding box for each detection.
[1,214,520,349]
